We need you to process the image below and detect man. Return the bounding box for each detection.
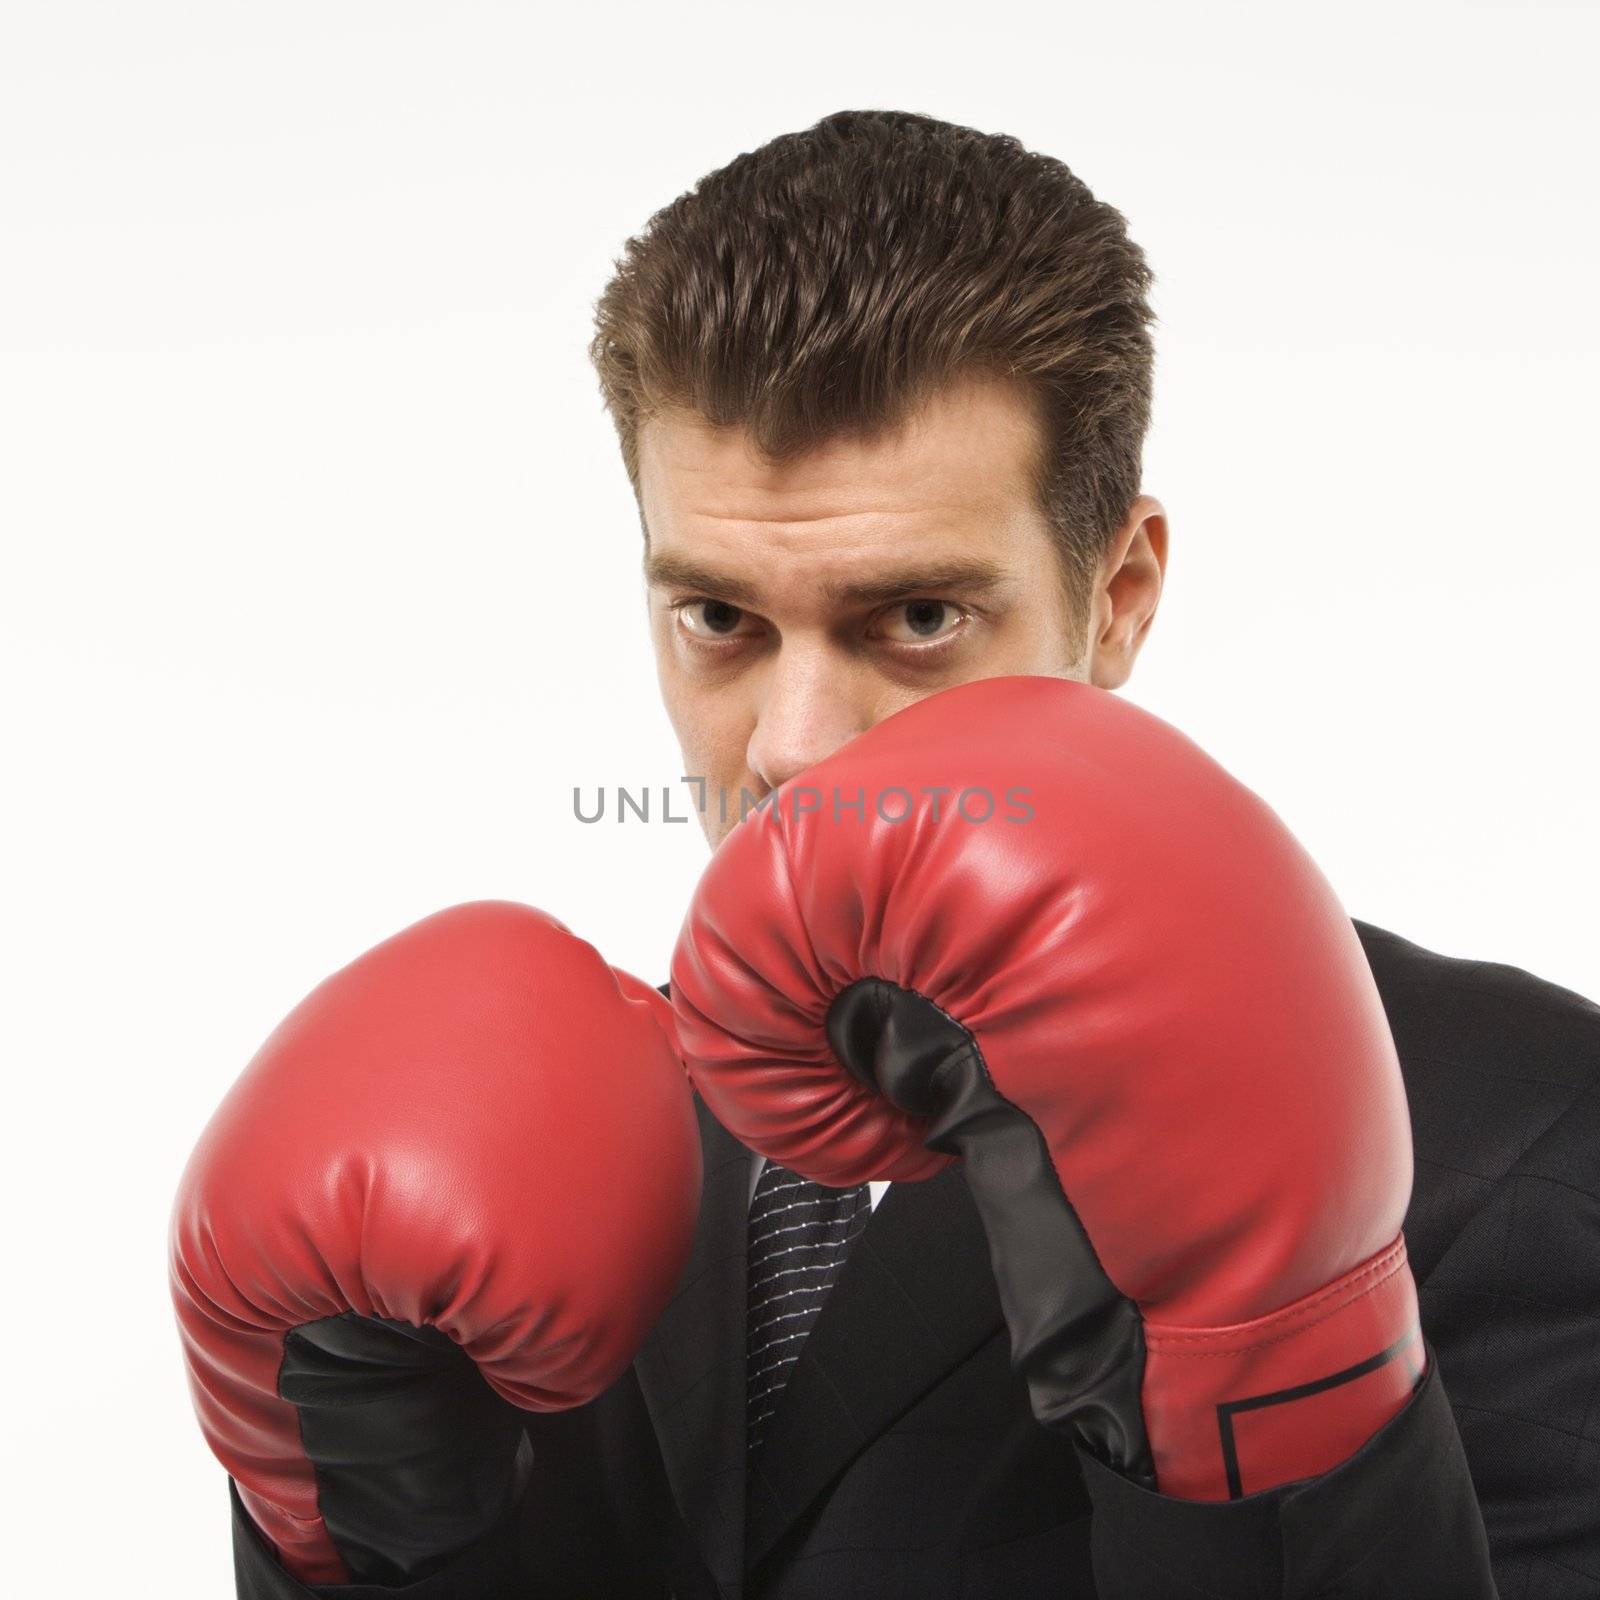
[185,110,1598,1597]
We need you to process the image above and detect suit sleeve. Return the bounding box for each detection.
[1074,1342,1497,1599]
[228,1474,537,1600]
[224,1385,681,1600]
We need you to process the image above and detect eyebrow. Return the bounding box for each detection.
[643,552,1011,608]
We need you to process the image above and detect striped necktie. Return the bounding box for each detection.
[745,1161,871,1456]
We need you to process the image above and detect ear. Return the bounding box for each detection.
[1088,497,1167,690]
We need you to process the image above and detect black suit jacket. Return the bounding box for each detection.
[228,921,1599,1599]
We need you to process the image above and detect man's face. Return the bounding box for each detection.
[640,376,1165,847]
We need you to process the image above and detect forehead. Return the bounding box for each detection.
[637,376,1046,555]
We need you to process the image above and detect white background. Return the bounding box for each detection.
[2,2,1595,1591]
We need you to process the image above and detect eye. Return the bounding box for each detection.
[676,599,755,639]
[871,599,967,645]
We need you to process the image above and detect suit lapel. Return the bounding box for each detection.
[635,1091,1006,1584]
[744,1159,1005,1568]
[633,1095,752,1599]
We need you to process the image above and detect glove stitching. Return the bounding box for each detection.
[1143,1243,1409,1357]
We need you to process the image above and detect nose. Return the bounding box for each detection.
[746,646,875,794]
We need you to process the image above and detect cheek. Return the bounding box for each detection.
[656,659,753,791]
[993,581,1089,677]
[998,628,1086,680]
[647,617,760,847]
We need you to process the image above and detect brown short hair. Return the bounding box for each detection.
[589,109,1154,609]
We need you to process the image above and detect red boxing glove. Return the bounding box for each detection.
[171,900,700,1584]
[672,676,1422,1502]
